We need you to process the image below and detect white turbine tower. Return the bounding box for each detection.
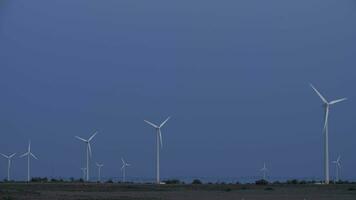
[144,117,170,184]
[260,163,268,180]
[0,153,16,181]
[121,157,131,182]
[80,167,87,180]
[96,162,104,182]
[19,140,38,182]
[310,84,347,184]
[75,131,98,182]
[332,155,341,182]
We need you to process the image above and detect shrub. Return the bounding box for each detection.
[192,179,202,184]
[164,179,182,184]
[255,179,268,185]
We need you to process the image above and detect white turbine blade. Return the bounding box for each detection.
[0,153,9,159]
[159,117,171,128]
[159,130,163,148]
[30,153,38,160]
[9,153,16,158]
[144,120,159,128]
[88,143,92,157]
[126,163,131,167]
[75,136,87,142]
[323,107,329,132]
[28,140,31,152]
[121,158,125,164]
[20,152,29,158]
[310,84,328,104]
[88,131,98,141]
[121,165,125,170]
[329,98,347,105]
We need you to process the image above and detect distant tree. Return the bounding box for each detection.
[286,179,299,184]
[164,179,182,184]
[106,179,114,184]
[255,179,268,185]
[192,179,202,184]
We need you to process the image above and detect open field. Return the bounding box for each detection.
[0,183,356,200]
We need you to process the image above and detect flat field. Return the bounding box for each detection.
[0,183,355,200]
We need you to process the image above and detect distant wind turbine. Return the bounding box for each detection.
[19,140,38,182]
[96,162,104,182]
[75,131,98,181]
[310,84,347,184]
[332,155,341,182]
[144,117,170,184]
[0,153,16,181]
[121,157,130,182]
[260,163,268,180]
[80,167,87,180]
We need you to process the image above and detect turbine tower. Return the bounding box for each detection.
[121,157,131,182]
[96,162,104,182]
[144,117,170,184]
[75,130,98,182]
[80,167,87,180]
[310,84,346,184]
[260,162,268,180]
[332,155,341,182]
[0,153,16,181]
[19,140,38,182]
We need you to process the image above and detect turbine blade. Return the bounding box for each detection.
[75,136,87,142]
[28,140,31,152]
[121,165,125,170]
[144,120,159,128]
[20,152,29,158]
[159,130,163,149]
[0,153,8,159]
[310,84,328,104]
[88,143,92,157]
[30,153,38,160]
[329,98,347,105]
[121,158,125,164]
[9,153,16,158]
[323,107,329,132]
[159,117,171,128]
[88,131,98,141]
[337,155,341,163]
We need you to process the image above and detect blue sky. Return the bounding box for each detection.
[0,0,355,182]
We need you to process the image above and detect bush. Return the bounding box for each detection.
[106,179,114,184]
[31,177,48,183]
[255,179,268,185]
[286,179,299,184]
[192,179,202,184]
[164,179,181,184]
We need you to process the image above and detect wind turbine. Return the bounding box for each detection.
[0,153,16,181]
[96,162,104,182]
[310,84,347,184]
[332,155,341,182]
[80,167,87,180]
[121,157,131,182]
[75,131,98,182]
[19,140,38,182]
[260,162,268,180]
[144,117,170,184]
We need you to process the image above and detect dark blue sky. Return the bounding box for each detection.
[0,0,356,181]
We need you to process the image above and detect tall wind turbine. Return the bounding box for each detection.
[96,162,104,182]
[121,157,130,182]
[19,140,38,182]
[0,153,16,181]
[310,84,347,184]
[332,155,341,182]
[80,167,87,180]
[144,117,170,184]
[260,163,268,180]
[75,131,98,182]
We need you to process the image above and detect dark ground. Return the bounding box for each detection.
[0,183,356,200]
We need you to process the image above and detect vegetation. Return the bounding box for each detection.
[192,179,202,184]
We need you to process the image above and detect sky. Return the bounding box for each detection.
[0,0,356,182]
